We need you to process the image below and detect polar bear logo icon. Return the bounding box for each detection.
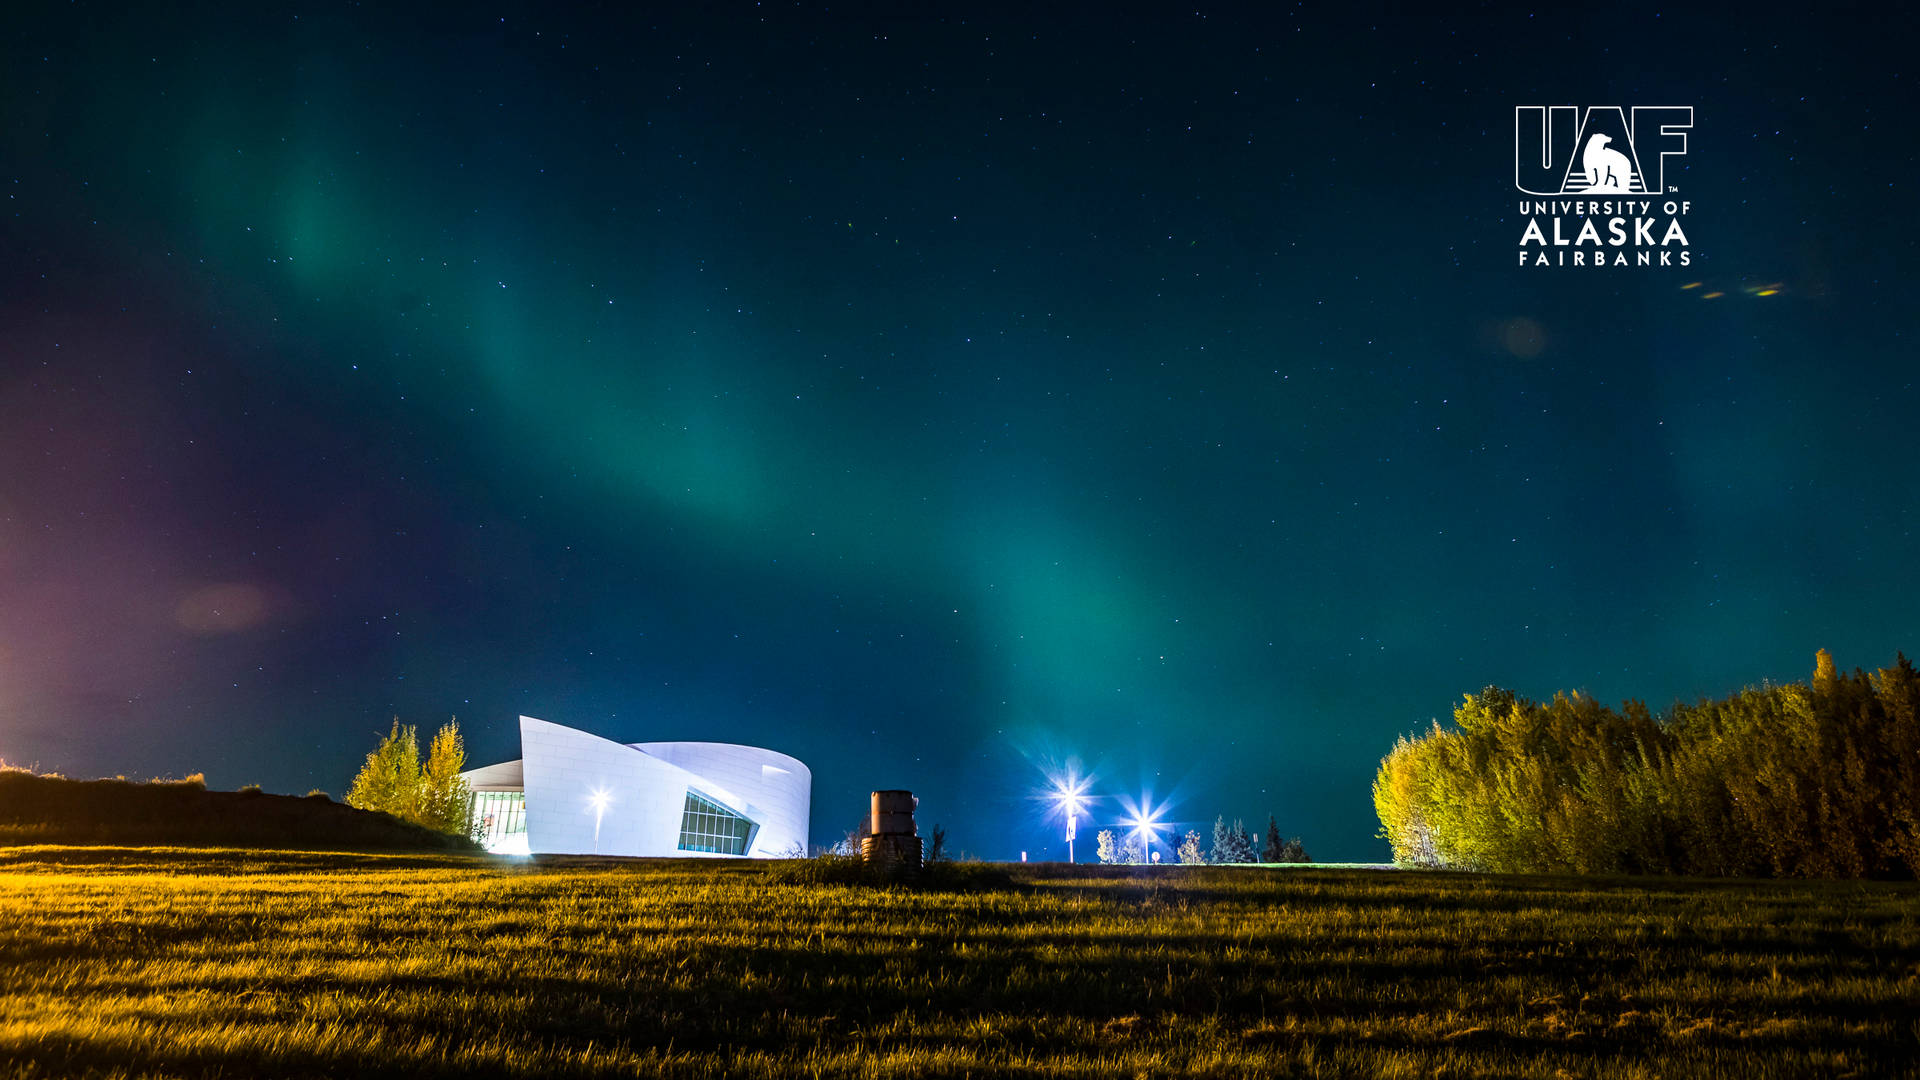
[1574,133,1638,193]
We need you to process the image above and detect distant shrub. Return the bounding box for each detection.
[768,854,872,886]
[1177,830,1206,865]
[1257,817,1312,864]
[147,773,207,790]
[238,784,264,795]
[305,790,331,801]
[1375,650,1920,879]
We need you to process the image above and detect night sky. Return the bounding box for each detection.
[4,5,1915,861]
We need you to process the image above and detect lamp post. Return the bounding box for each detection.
[1052,774,1091,863]
[1124,798,1166,865]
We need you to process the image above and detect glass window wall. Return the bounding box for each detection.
[677,790,756,855]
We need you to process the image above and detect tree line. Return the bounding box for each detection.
[1373,650,1920,878]
[1095,814,1311,865]
[346,719,474,837]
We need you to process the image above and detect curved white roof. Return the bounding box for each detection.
[461,716,810,858]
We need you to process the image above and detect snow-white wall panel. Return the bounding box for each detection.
[632,741,812,857]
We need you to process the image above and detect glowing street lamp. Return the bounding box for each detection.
[1052,773,1092,863]
[1122,796,1167,864]
[588,787,611,853]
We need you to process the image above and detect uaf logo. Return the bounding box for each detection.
[1515,106,1692,196]
[1512,105,1696,268]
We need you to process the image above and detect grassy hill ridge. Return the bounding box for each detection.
[0,769,480,851]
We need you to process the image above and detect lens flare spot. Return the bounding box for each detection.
[1500,317,1545,358]
[174,583,272,635]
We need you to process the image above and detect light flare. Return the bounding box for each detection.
[1048,770,1094,863]
[588,787,612,852]
[1118,792,1170,860]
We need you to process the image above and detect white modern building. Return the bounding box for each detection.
[462,716,810,858]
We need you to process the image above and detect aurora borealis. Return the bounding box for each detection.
[3,6,1915,860]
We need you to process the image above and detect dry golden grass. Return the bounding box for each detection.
[1,847,1916,1077]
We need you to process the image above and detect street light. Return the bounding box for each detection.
[1051,773,1092,863]
[1122,796,1167,864]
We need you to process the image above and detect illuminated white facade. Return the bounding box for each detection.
[462,716,811,858]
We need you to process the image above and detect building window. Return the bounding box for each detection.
[471,791,527,852]
[677,790,757,855]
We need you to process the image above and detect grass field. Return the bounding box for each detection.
[1,847,1915,1078]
